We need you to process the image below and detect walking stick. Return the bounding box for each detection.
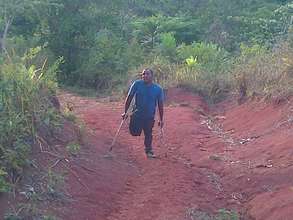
[109,117,127,152]
[108,109,137,152]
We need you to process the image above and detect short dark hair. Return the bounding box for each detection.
[142,68,154,76]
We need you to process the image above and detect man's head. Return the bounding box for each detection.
[141,68,154,84]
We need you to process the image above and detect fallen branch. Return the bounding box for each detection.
[50,158,63,169]
[72,163,96,173]
[36,135,90,190]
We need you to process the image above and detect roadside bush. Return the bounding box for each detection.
[0,50,60,189]
[0,168,10,192]
[177,42,230,73]
[233,41,293,98]
[186,208,239,220]
[176,65,231,102]
[157,32,177,62]
[173,42,232,102]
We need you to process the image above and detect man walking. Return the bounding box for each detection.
[122,68,164,158]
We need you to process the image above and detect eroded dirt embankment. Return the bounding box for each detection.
[56,89,293,220]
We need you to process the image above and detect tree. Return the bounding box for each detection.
[0,0,60,54]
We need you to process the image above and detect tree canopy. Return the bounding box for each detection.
[1,0,292,90]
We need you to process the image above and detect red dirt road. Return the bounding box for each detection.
[57,89,293,220]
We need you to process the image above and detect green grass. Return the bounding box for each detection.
[66,142,81,156]
[186,208,239,220]
[0,51,62,218]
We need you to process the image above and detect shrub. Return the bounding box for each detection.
[0,168,10,192]
[233,41,293,98]
[66,142,80,156]
[157,32,177,61]
[0,49,60,187]
[177,42,230,73]
[186,208,239,220]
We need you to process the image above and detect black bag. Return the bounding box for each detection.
[129,113,143,136]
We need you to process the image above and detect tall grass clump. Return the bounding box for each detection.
[0,51,61,191]
[233,41,293,100]
[177,42,232,102]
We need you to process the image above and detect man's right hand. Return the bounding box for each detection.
[121,112,128,120]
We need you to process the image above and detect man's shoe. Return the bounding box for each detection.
[146,152,156,159]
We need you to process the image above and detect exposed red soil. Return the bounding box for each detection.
[54,88,293,220]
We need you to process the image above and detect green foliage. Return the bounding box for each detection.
[63,110,76,122]
[66,142,80,156]
[74,29,129,91]
[3,0,289,98]
[187,208,239,220]
[133,15,199,49]
[144,49,231,102]
[175,65,199,88]
[145,56,178,88]
[4,214,22,220]
[158,32,177,61]
[46,169,64,195]
[185,56,197,67]
[217,209,239,220]
[0,168,10,192]
[1,0,292,99]
[233,42,293,97]
[165,42,231,102]
[125,40,146,68]
[42,216,59,220]
[132,15,167,49]
[0,48,60,189]
[239,43,269,58]
[177,42,230,73]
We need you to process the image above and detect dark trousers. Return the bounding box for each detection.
[129,115,155,153]
[142,119,155,153]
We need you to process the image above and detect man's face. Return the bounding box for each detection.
[142,69,153,83]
